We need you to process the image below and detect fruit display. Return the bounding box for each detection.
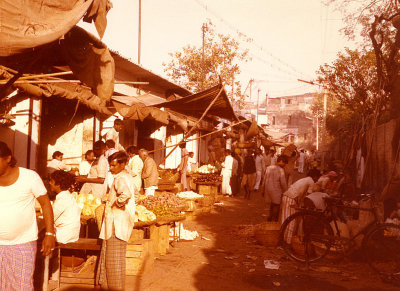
[136,192,187,210]
[177,191,204,200]
[195,164,218,174]
[73,192,102,217]
[193,173,222,184]
[151,205,185,220]
[135,205,156,222]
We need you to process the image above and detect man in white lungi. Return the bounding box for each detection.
[281,169,320,243]
[254,148,266,191]
[221,149,233,196]
[298,149,306,173]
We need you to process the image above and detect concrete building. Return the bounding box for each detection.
[265,93,315,146]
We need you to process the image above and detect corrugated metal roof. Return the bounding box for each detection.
[111,52,192,98]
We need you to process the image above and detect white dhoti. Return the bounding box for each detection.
[221,173,232,195]
[254,170,262,190]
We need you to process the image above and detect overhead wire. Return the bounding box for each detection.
[191,0,312,80]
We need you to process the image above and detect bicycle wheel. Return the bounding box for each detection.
[364,223,400,277]
[279,211,334,263]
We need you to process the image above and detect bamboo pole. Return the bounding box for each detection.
[157,86,225,166]
[148,119,247,154]
[0,79,150,85]
[17,71,73,80]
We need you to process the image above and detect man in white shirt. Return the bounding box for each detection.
[298,149,306,173]
[178,143,189,191]
[48,170,81,244]
[77,141,108,199]
[0,141,55,290]
[98,151,135,290]
[254,148,266,191]
[126,146,144,193]
[221,149,233,196]
[230,152,239,196]
[79,150,95,176]
[104,118,124,151]
[187,152,197,173]
[47,151,71,175]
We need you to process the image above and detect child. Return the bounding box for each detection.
[49,170,81,244]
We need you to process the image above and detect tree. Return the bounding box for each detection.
[317,48,388,118]
[327,0,399,41]
[314,48,392,162]
[328,0,400,117]
[163,20,250,107]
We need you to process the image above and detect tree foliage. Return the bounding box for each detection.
[317,48,388,116]
[163,20,250,107]
[327,0,400,41]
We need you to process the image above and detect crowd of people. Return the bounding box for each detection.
[0,115,346,290]
[0,119,163,290]
[208,146,347,229]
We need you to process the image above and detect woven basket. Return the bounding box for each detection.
[254,222,280,247]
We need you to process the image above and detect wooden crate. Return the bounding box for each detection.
[215,195,223,202]
[157,225,170,255]
[148,224,171,256]
[128,229,145,243]
[197,184,218,196]
[126,239,154,276]
[199,196,215,207]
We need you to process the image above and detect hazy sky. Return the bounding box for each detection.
[80,0,354,100]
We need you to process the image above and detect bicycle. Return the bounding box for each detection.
[279,194,400,278]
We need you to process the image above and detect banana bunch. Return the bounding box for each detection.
[73,192,102,217]
[135,205,156,222]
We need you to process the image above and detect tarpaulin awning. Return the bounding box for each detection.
[0,66,112,115]
[0,0,112,56]
[112,99,169,125]
[112,94,166,107]
[0,26,115,103]
[154,84,239,122]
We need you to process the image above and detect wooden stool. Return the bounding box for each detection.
[56,238,102,289]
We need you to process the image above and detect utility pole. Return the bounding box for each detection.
[316,115,319,150]
[321,87,328,170]
[257,89,260,123]
[138,0,141,65]
[201,23,207,90]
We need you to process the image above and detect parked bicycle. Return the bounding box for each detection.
[279,194,400,278]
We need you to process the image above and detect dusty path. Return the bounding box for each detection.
[125,190,399,291]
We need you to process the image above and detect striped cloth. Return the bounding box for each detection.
[280,195,297,243]
[0,241,37,291]
[97,230,127,290]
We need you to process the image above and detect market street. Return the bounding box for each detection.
[3,2,400,290]
[121,190,399,291]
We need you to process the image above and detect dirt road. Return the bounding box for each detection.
[125,190,399,291]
